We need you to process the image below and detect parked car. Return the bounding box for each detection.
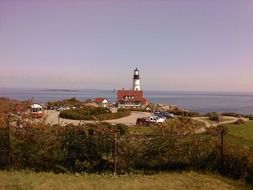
[56,106,71,111]
[136,117,155,125]
[163,112,175,119]
[136,115,166,125]
[153,113,167,120]
[154,111,174,119]
[149,115,166,123]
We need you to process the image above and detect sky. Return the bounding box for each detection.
[0,0,253,92]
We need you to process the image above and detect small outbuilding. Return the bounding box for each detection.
[94,98,109,108]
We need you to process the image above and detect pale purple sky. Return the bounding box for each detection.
[0,0,253,91]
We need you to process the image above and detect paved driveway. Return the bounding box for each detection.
[45,110,151,126]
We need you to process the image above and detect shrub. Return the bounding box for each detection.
[245,115,253,120]
[115,123,129,135]
[60,107,130,121]
[168,110,202,117]
[222,112,242,117]
[156,117,205,135]
[206,112,220,122]
[47,98,82,108]
[221,144,253,183]
[233,118,245,125]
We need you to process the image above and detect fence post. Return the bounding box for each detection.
[220,127,224,170]
[7,114,11,169]
[114,131,117,175]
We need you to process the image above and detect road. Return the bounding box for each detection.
[45,110,151,126]
[45,110,246,134]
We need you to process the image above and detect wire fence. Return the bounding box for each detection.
[0,124,226,174]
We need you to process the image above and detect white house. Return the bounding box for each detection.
[94,98,109,108]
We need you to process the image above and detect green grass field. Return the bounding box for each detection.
[0,171,252,190]
[224,121,253,146]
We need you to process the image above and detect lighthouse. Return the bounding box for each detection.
[117,68,148,108]
[133,68,141,91]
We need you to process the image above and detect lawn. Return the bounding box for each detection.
[0,171,252,190]
[224,121,253,147]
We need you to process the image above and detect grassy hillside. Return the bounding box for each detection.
[225,121,253,147]
[0,171,252,190]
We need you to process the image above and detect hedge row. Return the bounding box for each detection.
[59,107,131,121]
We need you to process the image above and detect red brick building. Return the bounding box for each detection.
[117,89,148,108]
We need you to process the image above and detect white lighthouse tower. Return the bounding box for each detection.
[133,68,141,91]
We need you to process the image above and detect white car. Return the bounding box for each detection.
[149,115,166,123]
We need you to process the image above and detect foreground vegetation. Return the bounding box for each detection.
[1,121,253,183]
[0,171,252,190]
[1,98,253,186]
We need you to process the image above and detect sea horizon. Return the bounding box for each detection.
[1,87,253,94]
[1,87,253,115]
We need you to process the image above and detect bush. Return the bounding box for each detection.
[222,144,253,183]
[47,98,82,108]
[168,110,202,117]
[233,118,245,125]
[115,123,129,135]
[206,112,220,122]
[245,115,253,120]
[156,117,205,135]
[222,112,242,117]
[60,107,130,121]
[8,123,118,172]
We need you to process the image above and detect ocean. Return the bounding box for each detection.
[0,88,253,114]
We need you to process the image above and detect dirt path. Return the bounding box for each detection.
[192,116,246,128]
[193,117,213,128]
[192,116,243,134]
[45,110,151,126]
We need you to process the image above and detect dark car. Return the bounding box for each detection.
[136,117,155,125]
[161,112,175,119]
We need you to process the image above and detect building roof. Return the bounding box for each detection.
[31,104,42,109]
[117,89,147,103]
[94,98,108,103]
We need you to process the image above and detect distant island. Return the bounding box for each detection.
[41,89,80,92]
